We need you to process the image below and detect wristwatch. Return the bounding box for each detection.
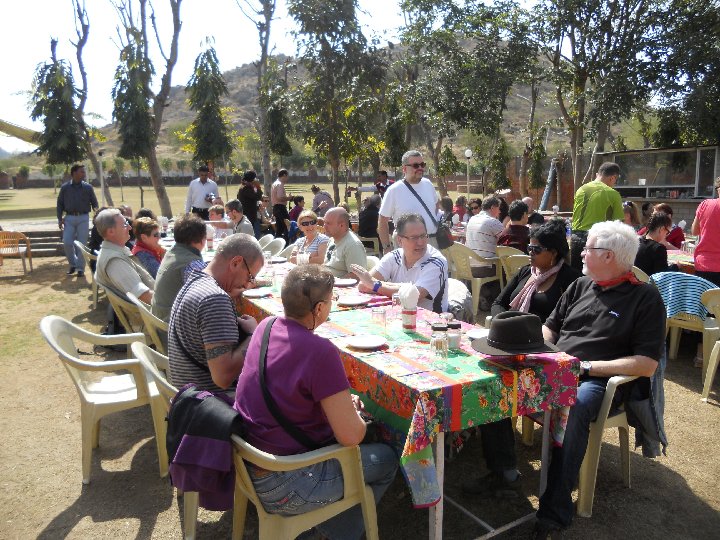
[580,361,592,377]
[372,281,383,293]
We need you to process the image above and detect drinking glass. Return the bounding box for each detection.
[371,307,387,334]
[263,250,272,264]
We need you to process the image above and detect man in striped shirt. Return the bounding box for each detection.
[352,213,448,313]
[168,233,264,392]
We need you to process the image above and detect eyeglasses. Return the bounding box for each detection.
[581,247,612,254]
[300,220,317,227]
[242,258,256,284]
[623,201,634,208]
[470,205,480,210]
[405,162,427,169]
[527,245,549,254]
[399,233,429,242]
[312,292,339,310]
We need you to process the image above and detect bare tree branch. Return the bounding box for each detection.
[149,1,169,62]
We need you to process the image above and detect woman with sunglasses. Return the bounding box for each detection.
[289,210,329,264]
[234,265,398,539]
[464,198,482,223]
[634,211,674,276]
[491,219,582,323]
[131,217,166,278]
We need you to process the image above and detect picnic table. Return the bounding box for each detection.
[239,264,579,538]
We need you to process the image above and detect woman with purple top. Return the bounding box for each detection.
[234,265,398,539]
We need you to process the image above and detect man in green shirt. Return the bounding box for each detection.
[322,207,368,278]
[570,162,624,270]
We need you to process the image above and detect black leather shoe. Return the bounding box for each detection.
[77,271,85,278]
[66,267,76,275]
[531,519,564,540]
[462,471,523,499]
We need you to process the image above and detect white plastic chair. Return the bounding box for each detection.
[258,234,274,248]
[365,255,380,271]
[278,244,294,258]
[358,236,381,256]
[503,254,530,282]
[576,375,637,517]
[74,240,101,308]
[132,343,199,539]
[631,265,650,283]
[443,243,502,315]
[127,292,168,355]
[264,237,286,257]
[39,315,148,484]
[103,287,144,334]
[231,436,379,540]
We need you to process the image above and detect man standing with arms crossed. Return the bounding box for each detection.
[271,169,291,242]
[569,162,624,270]
[379,150,440,251]
[56,164,98,277]
[185,165,218,221]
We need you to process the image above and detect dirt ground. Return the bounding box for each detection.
[1,256,719,539]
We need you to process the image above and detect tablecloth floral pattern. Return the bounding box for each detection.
[241,287,579,508]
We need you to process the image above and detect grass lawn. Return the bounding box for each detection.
[0,183,475,222]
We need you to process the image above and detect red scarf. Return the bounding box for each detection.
[595,271,642,288]
[131,240,164,263]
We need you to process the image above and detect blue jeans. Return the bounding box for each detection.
[537,377,609,528]
[252,220,261,239]
[62,214,90,271]
[250,443,398,540]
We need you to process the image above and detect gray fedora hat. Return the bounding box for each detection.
[472,311,558,356]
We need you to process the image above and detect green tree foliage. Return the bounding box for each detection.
[488,136,511,191]
[288,0,386,203]
[186,45,235,163]
[529,129,547,191]
[160,157,173,174]
[176,159,187,176]
[112,40,154,163]
[30,40,87,165]
[262,58,293,157]
[437,145,462,178]
[382,87,408,167]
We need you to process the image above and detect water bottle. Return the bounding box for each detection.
[565,218,571,241]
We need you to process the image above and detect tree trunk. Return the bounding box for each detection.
[519,81,539,197]
[147,150,171,216]
[330,156,341,204]
[585,121,610,183]
[85,145,114,207]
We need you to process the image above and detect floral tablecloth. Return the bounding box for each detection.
[240,295,579,508]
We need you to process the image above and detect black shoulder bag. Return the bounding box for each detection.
[258,317,329,450]
[403,181,454,249]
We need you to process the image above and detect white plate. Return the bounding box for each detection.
[334,278,358,287]
[243,288,273,298]
[270,256,287,264]
[337,295,370,307]
[346,335,387,350]
[466,327,490,341]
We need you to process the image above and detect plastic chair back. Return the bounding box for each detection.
[264,238,286,257]
[444,243,502,314]
[40,315,147,483]
[503,254,530,281]
[496,245,525,258]
[258,234,274,248]
[631,265,650,283]
[231,435,379,540]
[358,236,381,256]
[127,292,169,354]
[74,240,101,308]
[278,244,294,258]
[365,255,380,271]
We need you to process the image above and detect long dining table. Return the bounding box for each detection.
[238,262,580,539]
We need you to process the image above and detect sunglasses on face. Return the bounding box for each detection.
[527,245,549,254]
[300,219,318,227]
[406,162,427,169]
[470,205,480,210]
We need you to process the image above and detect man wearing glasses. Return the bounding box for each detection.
[569,162,624,271]
[352,213,448,313]
[94,208,155,304]
[378,150,440,251]
[168,234,264,392]
[531,220,666,538]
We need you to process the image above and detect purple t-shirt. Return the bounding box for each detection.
[234,317,350,455]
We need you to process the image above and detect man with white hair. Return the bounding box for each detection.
[94,208,154,303]
[532,221,666,538]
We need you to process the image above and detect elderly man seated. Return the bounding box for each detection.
[528,221,666,539]
[168,233,264,392]
[94,208,154,303]
[322,207,367,278]
[151,214,207,321]
[352,213,449,313]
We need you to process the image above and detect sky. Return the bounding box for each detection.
[0,0,406,153]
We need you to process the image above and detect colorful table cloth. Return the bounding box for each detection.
[240,296,579,508]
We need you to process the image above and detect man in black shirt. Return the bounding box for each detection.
[533,221,666,538]
[236,170,263,238]
[56,164,98,277]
